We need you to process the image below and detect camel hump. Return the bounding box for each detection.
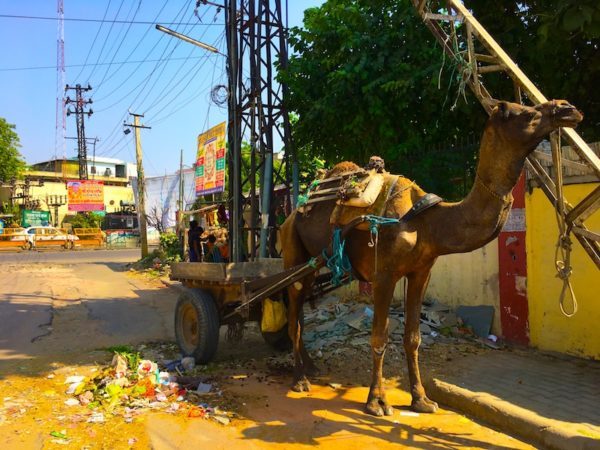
[325,161,362,178]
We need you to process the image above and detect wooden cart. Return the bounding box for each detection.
[169,258,342,363]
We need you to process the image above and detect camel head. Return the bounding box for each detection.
[485,99,583,153]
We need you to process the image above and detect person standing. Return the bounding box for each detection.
[188,220,204,262]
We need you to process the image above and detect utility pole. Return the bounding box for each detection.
[124,112,151,258]
[65,84,93,180]
[178,149,184,214]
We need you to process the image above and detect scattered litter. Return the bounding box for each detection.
[62,348,232,426]
[196,383,212,394]
[128,437,138,445]
[64,376,85,384]
[181,357,196,372]
[400,411,420,417]
[487,334,498,343]
[47,374,55,379]
[213,415,230,426]
[50,430,68,439]
[87,412,105,423]
[328,382,342,390]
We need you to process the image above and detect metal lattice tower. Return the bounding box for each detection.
[65,84,93,180]
[224,0,296,261]
[55,0,66,160]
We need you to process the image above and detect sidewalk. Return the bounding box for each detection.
[425,349,600,450]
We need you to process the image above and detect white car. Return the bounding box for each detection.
[23,226,79,250]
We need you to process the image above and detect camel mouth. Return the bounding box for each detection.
[554,105,583,128]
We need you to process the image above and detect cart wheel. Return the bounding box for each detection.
[175,288,220,364]
[262,325,292,351]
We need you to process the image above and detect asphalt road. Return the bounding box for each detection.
[0,247,175,361]
[0,248,142,264]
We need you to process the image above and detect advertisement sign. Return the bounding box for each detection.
[67,180,105,211]
[195,122,226,197]
[21,210,51,227]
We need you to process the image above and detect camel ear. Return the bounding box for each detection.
[497,101,510,119]
[483,98,510,118]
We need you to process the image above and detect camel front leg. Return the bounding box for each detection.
[404,266,438,413]
[365,275,395,416]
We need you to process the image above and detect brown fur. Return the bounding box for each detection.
[281,100,583,416]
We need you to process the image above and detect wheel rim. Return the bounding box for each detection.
[180,303,200,350]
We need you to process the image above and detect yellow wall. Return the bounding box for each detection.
[402,241,502,334]
[526,183,600,359]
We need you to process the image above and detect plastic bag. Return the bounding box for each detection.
[261,298,287,333]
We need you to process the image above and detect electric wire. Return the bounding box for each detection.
[93,0,143,89]
[85,0,127,82]
[0,14,220,26]
[93,1,169,96]
[95,23,194,158]
[94,1,191,153]
[71,0,113,82]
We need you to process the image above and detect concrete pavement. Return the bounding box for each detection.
[426,350,600,450]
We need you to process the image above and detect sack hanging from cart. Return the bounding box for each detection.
[261,298,287,333]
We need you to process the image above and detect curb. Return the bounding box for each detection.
[425,378,599,450]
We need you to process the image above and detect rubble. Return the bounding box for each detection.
[301,295,495,356]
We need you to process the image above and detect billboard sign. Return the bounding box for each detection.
[21,210,51,227]
[195,122,226,197]
[67,180,105,211]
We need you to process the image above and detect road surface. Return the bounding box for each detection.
[0,251,534,449]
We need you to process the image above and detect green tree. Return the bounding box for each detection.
[281,0,599,199]
[281,0,485,199]
[464,0,600,142]
[0,118,26,182]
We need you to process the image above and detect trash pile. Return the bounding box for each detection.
[62,348,232,426]
[300,295,498,356]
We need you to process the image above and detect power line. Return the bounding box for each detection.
[93,0,143,90]
[0,14,222,26]
[94,1,191,153]
[85,0,126,82]
[71,0,113,82]
[0,55,211,72]
[92,1,170,95]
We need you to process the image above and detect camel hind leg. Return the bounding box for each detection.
[281,213,318,392]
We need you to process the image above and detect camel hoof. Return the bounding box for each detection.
[365,399,394,417]
[291,377,311,393]
[411,397,438,413]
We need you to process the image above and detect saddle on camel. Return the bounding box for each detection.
[281,99,583,417]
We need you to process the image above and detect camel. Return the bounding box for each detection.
[280,99,583,416]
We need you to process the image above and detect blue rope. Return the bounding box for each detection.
[364,215,401,235]
[322,228,352,286]
[296,179,321,208]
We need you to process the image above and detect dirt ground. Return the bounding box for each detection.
[0,261,534,449]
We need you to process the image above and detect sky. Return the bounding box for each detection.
[0,0,323,176]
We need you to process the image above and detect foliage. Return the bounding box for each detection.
[69,212,103,229]
[281,0,485,199]
[464,0,600,142]
[281,0,599,199]
[159,232,181,261]
[0,118,26,182]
